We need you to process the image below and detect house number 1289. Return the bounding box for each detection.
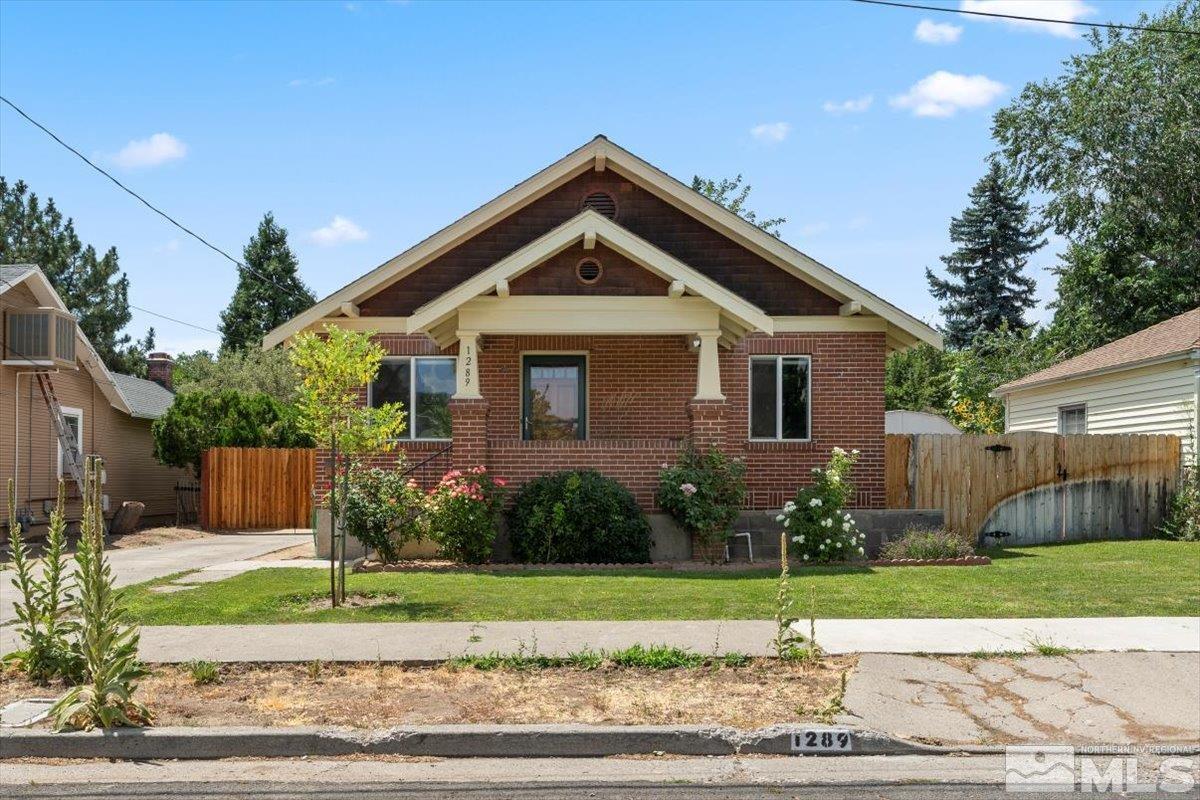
[791,729,852,752]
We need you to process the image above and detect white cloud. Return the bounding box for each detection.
[890,71,1005,117]
[798,222,830,237]
[111,133,187,169]
[289,76,335,88]
[309,215,369,246]
[822,95,873,115]
[960,0,1092,38]
[749,122,792,143]
[914,18,963,43]
[154,239,180,254]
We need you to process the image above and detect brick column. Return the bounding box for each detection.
[448,398,490,470]
[687,399,728,451]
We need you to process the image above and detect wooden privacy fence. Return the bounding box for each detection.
[200,447,315,531]
[886,432,1181,545]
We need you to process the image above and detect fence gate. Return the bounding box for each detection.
[200,447,315,531]
[885,432,1181,545]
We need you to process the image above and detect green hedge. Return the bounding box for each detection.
[507,470,651,564]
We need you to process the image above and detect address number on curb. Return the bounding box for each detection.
[791,729,853,752]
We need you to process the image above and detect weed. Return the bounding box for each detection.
[816,671,848,723]
[607,644,705,670]
[721,651,751,668]
[772,531,810,661]
[1027,636,1073,657]
[185,660,221,686]
[307,659,324,681]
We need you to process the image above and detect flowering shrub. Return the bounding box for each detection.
[779,447,867,563]
[427,467,506,564]
[341,459,426,563]
[656,448,747,562]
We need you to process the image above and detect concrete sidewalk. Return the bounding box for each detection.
[3,616,1192,663]
[1,532,309,624]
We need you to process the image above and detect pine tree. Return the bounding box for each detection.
[219,213,315,352]
[925,163,1044,349]
[0,178,153,373]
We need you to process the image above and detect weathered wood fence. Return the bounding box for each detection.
[886,432,1181,545]
[200,447,315,531]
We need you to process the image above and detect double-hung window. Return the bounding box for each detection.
[57,407,84,477]
[749,355,811,441]
[1058,403,1087,435]
[369,357,456,440]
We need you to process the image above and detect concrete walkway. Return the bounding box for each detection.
[4,616,1190,663]
[843,651,1200,745]
[0,532,309,624]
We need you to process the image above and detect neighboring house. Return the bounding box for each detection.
[993,307,1200,461]
[265,136,941,511]
[885,410,961,435]
[1,264,184,532]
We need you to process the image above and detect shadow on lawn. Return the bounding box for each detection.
[476,565,877,580]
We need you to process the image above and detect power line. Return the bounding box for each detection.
[0,95,315,304]
[130,304,221,335]
[849,0,1199,36]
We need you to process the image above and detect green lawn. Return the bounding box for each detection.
[123,540,1200,624]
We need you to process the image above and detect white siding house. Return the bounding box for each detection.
[993,308,1200,462]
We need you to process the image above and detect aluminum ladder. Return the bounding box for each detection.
[34,372,86,496]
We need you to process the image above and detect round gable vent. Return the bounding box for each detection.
[576,258,603,285]
[581,191,617,219]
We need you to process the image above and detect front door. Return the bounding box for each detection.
[522,355,586,440]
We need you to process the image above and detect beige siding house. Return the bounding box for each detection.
[2,264,185,533]
[992,308,1200,461]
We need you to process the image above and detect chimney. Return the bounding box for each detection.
[147,352,174,391]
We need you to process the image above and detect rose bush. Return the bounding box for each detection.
[427,466,506,564]
[779,447,867,563]
[656,448,746,563]
[340,459,426,563]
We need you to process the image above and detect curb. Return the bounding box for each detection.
[0,724,933,760]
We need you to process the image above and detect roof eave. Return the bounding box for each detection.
[991,348,1199,397]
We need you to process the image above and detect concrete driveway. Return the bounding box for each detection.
[1,531,309,625]
[843,651,1200,745]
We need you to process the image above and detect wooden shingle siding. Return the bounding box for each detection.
[1006,359,1198,460]
[508,242,669,296]
[359,169,841,317]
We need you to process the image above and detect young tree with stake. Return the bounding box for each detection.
[289,326,406,605]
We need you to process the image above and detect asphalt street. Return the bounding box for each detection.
[3,782,1144,800]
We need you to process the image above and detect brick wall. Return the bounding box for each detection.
[315,330,886,511]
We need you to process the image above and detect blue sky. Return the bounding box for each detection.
[0,0,1169,353]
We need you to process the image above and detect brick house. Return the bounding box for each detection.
[265,136,940,526]
[2,264,186,533]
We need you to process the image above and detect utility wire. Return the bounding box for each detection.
[849,0,1199,36]
[129,304,221,335]
[0,95,315,304]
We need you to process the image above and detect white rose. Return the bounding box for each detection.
[797,535,804,543]
[775,514,785,522]
[809,498,822,508]
[857,547,865,555]
[842,522,851,532]
[783,519,790,528]
[803,554,809,561]
[819,544,825,550]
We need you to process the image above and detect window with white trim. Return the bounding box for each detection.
[749,355,810,440]
[1058,403,1087,435]
[369,357,455,440]
[57,407,83,477]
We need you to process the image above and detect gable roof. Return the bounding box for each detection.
[993,307,1200,395]
[406,209,774,342]
[263,136,941,350]
[0,263,134,416]
[111,372,175,419]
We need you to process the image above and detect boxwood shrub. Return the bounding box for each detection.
[507,470,652,564]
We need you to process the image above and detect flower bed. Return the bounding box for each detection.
[868,555,991,567]
[354,555,991,573]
